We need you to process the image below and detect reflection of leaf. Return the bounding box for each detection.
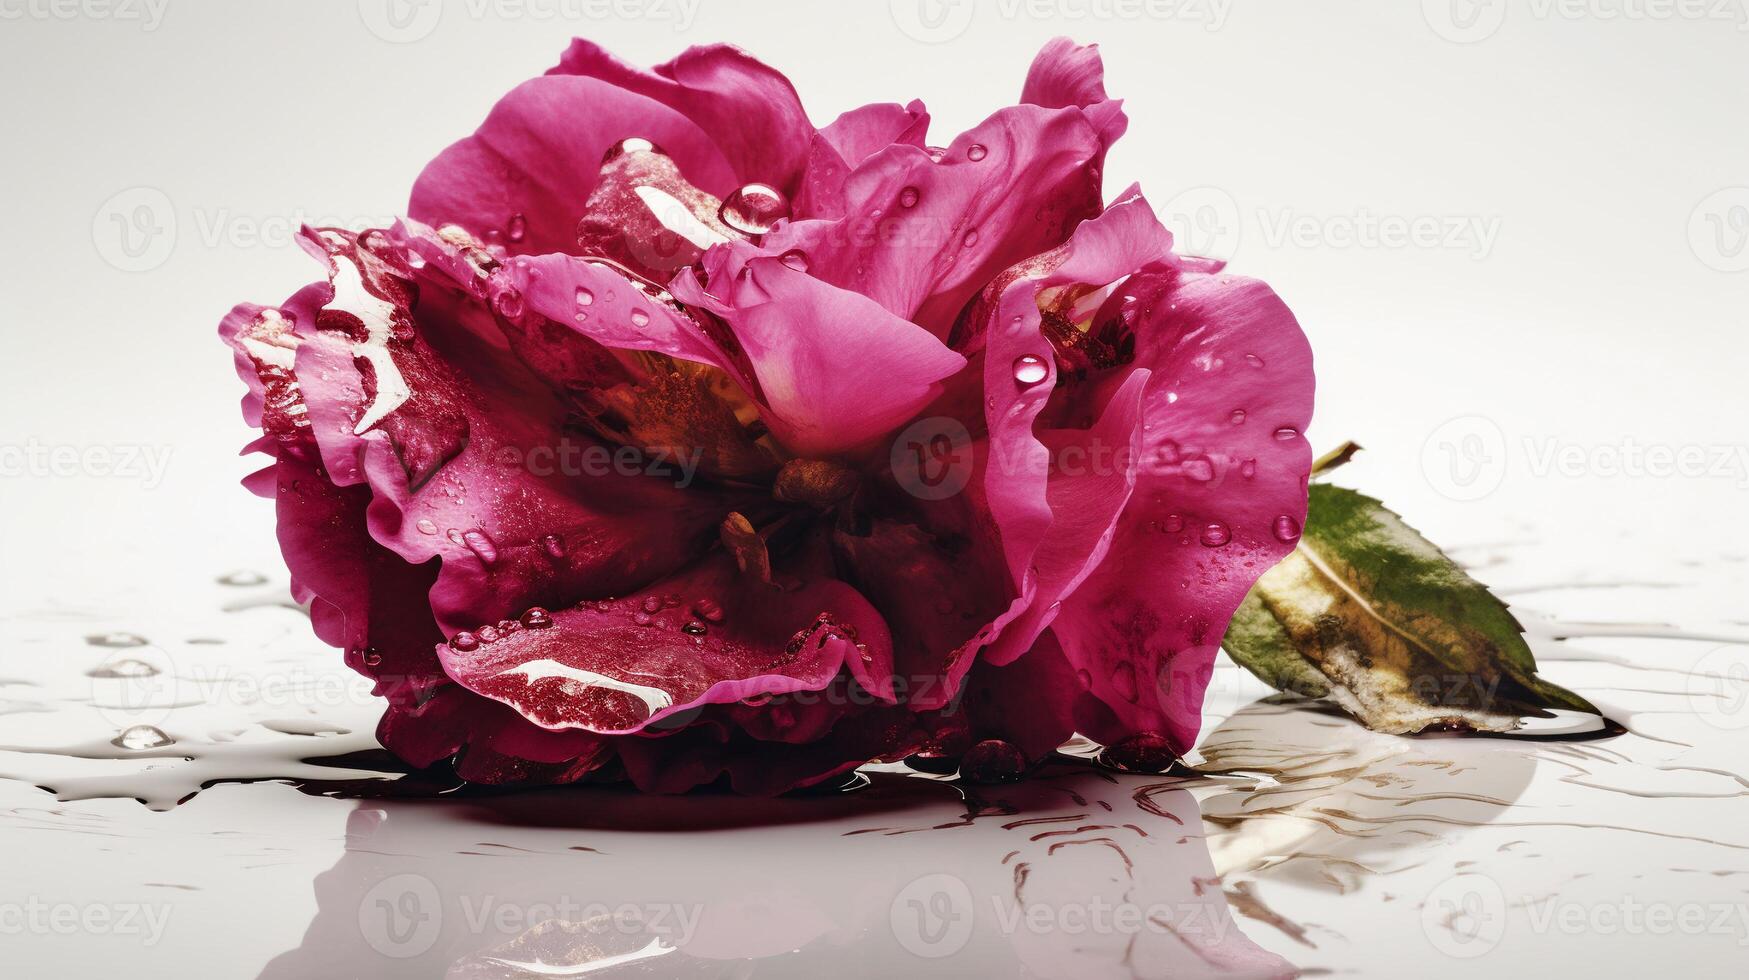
[1225,483,1597,734]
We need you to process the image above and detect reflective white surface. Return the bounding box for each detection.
[3,2,1747,977]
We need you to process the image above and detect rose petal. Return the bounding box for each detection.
[435,553,895,735]
[1052,267,1315,753]
[408,74,738,257]
[549,40,814,196]
[671,241,967,457]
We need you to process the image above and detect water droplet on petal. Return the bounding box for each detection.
[360,648,383,667]
[492,287,524,319]
[1240,458,1257,479]
[462,529,499,565]
[541,534,566,559]
[603,136,663,163]
[642,596,663,614]
[477,625,503,644]
[778,249,809,272]
[898,186,920,208]
[1181,457,1215,482]
[961,228,980,248]
[1245,353,1265,368]
[691,598,725,623]
[1230,409,1247,425]
[1012,354,1049,386]
[574,286,594,307]
[449,631,480,652]
[1273,514,1302,542]
[1199,522,1232,547]
[629,309,650,327]
[112,725,174,751]
[1162,514,1185,533]
[681,620,708,636]
[520,606,554,629]
[718,182,791,236]
[1273,427,1299,442]
[416,518,438,535]
[506,212,527,243]
[966,143,988,162]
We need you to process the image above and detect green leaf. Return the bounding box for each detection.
[1224,483,1598,734]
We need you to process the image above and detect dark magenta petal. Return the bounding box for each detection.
[1053,270,1315,755]
[958,632,1079,761]
[408,74,738,257]
[549,40,815,197]
[435,553,896,735]
[286,228,737,635]
[979,191,1178,665]
[671,241,967,457]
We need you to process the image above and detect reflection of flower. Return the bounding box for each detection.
[220,38,1313,791]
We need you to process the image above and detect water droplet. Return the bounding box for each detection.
[960,739,1025,784]
[216,570,268,587]
[1230,409,1247,425]
[506,212,527,243]
[462,529,499,565]
[1273,514,1302,542]
[477,625,503,644]
[450,631,480,652]
[629,309,650,327]
[520,607,554,629]
[1181,457,1215,482]
[691,598,725,623]
[1273,427,1299,442]
[574,286,594,307]
[642,596,662,614]
[961,228,980,248]
[112,725,174,751]
[1199,522,1231,547]
[1245,353,1265,368]
[541,534,566,559]
[633,611,652,626]
[85,632,148,649]
[1012,354,1049,386]
[1240,459,1257,479]
[360,648,383,667]
[86,658,159,679]
[718,182,791,236]
[603,136,663,163]
[416,519,438,535]
[1101,732,1180,773]
[898,186,920,208]
[778,249,809,273]
[492,287,524,320]
[1162,514,1185,533]
[681,620,708,636]
[446,528,465,546]
[966,143,988,162]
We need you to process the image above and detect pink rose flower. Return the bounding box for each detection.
[220,38,1313,792]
